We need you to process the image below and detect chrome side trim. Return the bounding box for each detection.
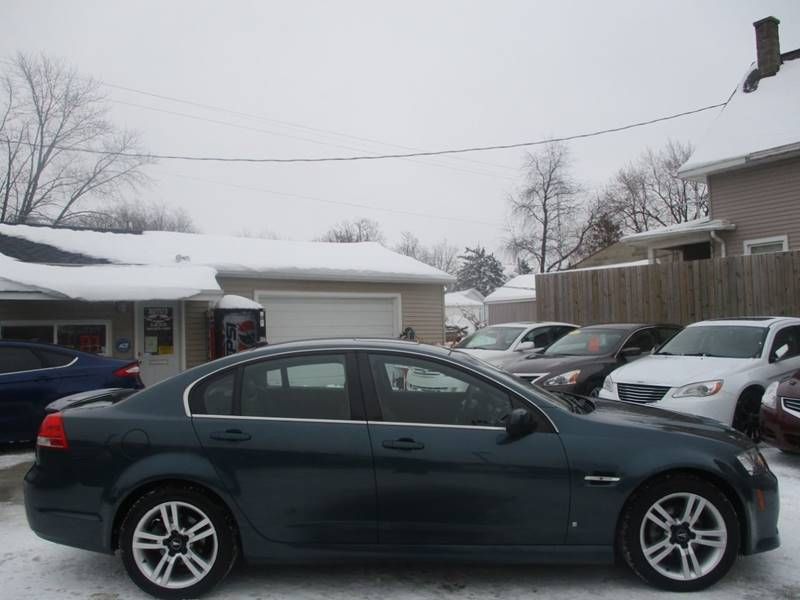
[584,475,621,483]
[370,421,505,432]
[182,347,559,433]
[0,355,79,377]
[192,414,363,425]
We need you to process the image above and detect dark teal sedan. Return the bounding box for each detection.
[24,339,779,598]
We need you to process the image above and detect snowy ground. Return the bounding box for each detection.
[1,447,798,600]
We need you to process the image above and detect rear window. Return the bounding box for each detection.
[0,347,43,374]
[657,325,768,359]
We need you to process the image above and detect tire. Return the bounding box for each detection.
[733,388,763,441]
[618,473,740,592]
[119,484,239,599]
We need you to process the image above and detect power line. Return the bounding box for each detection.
[0,101,725,164]
[161,170,506,228]
[103,81,519,172]
[107,98,519,181]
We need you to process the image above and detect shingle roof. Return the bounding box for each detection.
[0,233,110,264]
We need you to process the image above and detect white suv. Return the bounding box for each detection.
[598,317,800,434]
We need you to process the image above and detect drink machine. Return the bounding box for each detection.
[209,295,267,359]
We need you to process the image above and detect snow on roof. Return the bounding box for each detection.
[679,57,800,178]
[0,225,454,284]
[620,216,735,246]
[0,253,221,301]
[444,290,484,307]
[484,274,536,304]
[215,294,264,310]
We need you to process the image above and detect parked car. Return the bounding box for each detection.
[599,317,800,436]
[25,338,778,597]
[0,340,143,444]
[454,321,577,365]
[504,323,681,396]
[760,370,800,453]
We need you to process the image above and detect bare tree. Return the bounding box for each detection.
[0,53,150,225]
[604,140,708,233]
[395,231,459,274]
[506,142,595,272]
[318,218,385,243]
[72,199,195,233]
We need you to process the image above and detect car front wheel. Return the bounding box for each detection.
[619,474,740,591]
[119,485,238,599]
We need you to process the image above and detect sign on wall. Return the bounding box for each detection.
[143,306,174,355]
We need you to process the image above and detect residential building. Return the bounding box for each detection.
[484,274,536,325]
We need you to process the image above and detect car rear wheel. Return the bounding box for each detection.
[119,485,238,599]
[619,474,739,591]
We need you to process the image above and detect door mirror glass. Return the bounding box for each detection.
[774,343,789,362]
[516,341,535,352]
[505,408,537,438]
[620,346,642,359]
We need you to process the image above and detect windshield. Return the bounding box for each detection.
[656,325,768,359]
[544,328,626,356]
[456,326,525,350]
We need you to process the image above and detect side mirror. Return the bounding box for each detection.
[505,408,537,438]
[516,341,535,352]
[772,344,789,362]
[620,346,642,359]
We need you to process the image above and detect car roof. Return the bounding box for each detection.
[0,339,77,353]
[689,316,800,328]
[482,321,577,328]
[578,323,680,331]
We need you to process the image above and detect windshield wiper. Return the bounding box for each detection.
[552,391,595,414]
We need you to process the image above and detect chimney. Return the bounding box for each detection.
[754,16,781,77]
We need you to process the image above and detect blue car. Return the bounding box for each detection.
[0,340,144,444]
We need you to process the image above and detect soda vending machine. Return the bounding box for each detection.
[209,295,267,359]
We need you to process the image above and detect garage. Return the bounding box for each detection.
[256,292,401,343]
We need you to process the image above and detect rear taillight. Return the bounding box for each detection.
[37,413,69,450]
[113,362,141,378]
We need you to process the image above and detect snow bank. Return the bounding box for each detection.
[0,225,454,284]
[215,295,263,310]
[0,451,33,469]
[0,253,221,301]
[484,274,536,304]
[680,58,800,176]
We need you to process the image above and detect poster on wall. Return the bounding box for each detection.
[143,306,174,355]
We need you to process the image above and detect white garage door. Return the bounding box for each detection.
[256,294,399,344]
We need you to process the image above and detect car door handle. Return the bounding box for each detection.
[210,429,251,442]
[382,438,425,451]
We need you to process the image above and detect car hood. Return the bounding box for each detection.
[586,397,751,448]
[504,353,604,375]
[610,354,759,386]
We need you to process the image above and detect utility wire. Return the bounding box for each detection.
[0,102,726,164]
[103,81,519,171]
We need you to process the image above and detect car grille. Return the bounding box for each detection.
[782,397,800,416]
[617,383,670,404]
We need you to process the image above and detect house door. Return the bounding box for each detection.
[137,302,181,385]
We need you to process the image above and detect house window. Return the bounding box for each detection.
[0,321,111,355]
[744,235,788,255]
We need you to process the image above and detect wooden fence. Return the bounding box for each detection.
[535,251,800,325]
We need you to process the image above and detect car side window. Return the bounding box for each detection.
[623,329,657,353]
[240,354,350,420]
[523,328,552,348]
[655,327,680,346]
[0,347,43,375]
[37,349,75,368]
[770,326,800,361]
[368,354,521,427]
[189,370,236,415]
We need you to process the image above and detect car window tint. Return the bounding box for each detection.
[771,326,800,361]
[0,347,43,374]
[189,371,235,415]
[240,354,350,420]
[624,330,657,353]
[655,327,681,345]
[368,354,514,427]
[37,349,75,368]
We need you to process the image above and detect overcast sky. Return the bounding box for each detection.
[3,1,800,258]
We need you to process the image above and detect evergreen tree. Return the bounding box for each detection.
[515,257,533,275]
[456,246,506,296]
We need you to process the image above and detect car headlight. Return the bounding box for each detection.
[602,375,616,393]
[671,380,723,398]
[543,370,581,386]
[762,381,779,410]
[736,447,769,476]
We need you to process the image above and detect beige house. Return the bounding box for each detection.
[483,274,536,325]
[623,17,800,261]
[0,224,451,384]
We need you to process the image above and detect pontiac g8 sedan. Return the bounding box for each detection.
[24,339,779,598]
